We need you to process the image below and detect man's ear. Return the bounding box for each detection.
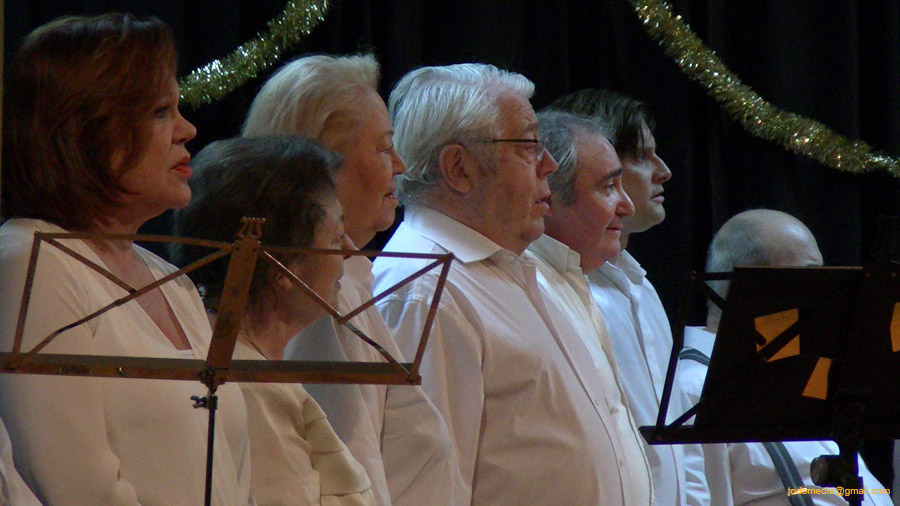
[439,143,474,194]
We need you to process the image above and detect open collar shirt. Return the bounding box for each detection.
[372,205,653,506]
[678,327,891,506]
[527,234,653,505]
[0,219,252,506]
[589,250,689,505]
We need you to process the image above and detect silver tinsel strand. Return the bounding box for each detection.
[629,0,900,178]
[179,0,330,108]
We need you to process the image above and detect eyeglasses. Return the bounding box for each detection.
[477,138,546,163]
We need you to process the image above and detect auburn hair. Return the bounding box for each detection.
[2,13,177,229]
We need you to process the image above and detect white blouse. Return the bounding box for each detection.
[0,218,252,505]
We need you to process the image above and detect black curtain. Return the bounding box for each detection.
[7,0,900,484]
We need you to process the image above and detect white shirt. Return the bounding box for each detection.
[286,255,467,506]
[589,250,691,505]
[679,326,891,506]
[0,418,40,506]
[526,234,653,504]
[0,219,252,506]
[235,342,375,506]
[372,205,653,506]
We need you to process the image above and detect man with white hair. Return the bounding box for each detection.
[373,64,653,505]
[679,209,891,506]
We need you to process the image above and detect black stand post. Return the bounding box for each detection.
[810,394,866,506]
[193,367,221,506]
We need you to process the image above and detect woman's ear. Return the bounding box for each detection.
[439,143,474,194]
[272,271,296,292]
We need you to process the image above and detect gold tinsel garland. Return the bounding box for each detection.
[629,0,900,178]
[179,0,330,108]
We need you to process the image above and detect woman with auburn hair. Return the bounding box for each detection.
[0,14,251,505]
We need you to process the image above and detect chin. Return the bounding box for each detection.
[168,189,193,210]
[521,226,545,247]
[601,246,622,261]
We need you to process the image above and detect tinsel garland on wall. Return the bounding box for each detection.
[629,0,900,178]
[175,0,900,179]
[178,0,330,108]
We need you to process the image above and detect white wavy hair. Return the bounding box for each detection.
[242,54,379,150]
[388,63,534,205]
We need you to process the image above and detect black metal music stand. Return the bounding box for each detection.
[641,253,900,506]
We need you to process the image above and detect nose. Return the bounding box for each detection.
[617,186,635,217]
[537,150,558,178]
[653,154,672,183]
[175,110,197,145]
[390,146,407,175]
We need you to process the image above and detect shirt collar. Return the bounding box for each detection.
[605,249,647,285]
[404,205,506,264]
[343,254,374,284]
[527,234,584,275]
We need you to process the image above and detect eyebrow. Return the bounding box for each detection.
[522,122,539,136]
[600,167,625,181]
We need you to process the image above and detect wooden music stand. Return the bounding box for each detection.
[0,218,454,505]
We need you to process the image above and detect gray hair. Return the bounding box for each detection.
[388,63,535,205]
[537,110,613,206]
[242,54,379,149]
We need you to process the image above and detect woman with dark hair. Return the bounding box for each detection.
[0,14,251,505]
[172,135,373,505]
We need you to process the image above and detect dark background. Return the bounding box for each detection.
[8,0,900,485]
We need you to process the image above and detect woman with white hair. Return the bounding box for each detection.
[243,55,467,506]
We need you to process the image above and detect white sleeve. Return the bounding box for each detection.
[677,368,712,505]
[288,317,392,506]
[0,418,41,506]
[683,442,712,506]
[381,383,470,506]
[239,384,321,506]
[0,238,140,505]
[677,360,732,506]
[377,295,483,494]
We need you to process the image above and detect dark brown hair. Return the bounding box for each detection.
[546,88,656,159]
[2,13,177,229]
[170,136,340,311]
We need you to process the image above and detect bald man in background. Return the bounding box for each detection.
[678,209,891,506]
